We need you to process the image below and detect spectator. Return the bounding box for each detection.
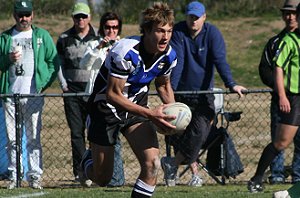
[80,12,122,101]
[0,0,59,189]
[248,2,300,193]
[80,2,177,197]
[258,0,300,185]
[79,12,125,187]
[161,1,246,187]
[56,2,97,187]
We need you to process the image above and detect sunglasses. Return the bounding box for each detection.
[73,14,88,20]
[104,25,119,30]
[17,12,31,18]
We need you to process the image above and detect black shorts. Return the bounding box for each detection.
[279,94,300,126]
[87,100,149,146]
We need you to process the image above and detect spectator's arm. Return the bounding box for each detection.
[57,66,68,91]
[169,31,184,90]
[275,66,290,113]
[210,26,236,88]
[79,40,108,71]
[56,36,68,92]
[42,31,60,92]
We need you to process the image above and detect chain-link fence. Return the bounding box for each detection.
[0,89,296,188]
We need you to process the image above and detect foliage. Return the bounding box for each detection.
[33,0,76,15]
[0,0,75,17]
[201,0,282,17]
[94,0,283,23]
[0,0,284,21]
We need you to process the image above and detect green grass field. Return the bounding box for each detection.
[0,184,291,198]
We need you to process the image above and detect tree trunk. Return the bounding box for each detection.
[87,0,94,15]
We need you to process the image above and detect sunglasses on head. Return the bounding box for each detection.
[104,25,119,30]
[17,12,31,18]
[73,14,88,20]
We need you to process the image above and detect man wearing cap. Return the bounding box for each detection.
[258,0,300,187]
[160,1,246,187]
[56,2,97,187]
[0,0,59,189]
[248,0,300,194]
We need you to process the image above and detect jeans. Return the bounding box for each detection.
[171,94,215,164]
[292,129,300,183]
[64,96,88,177]
[107,138,125,187]
[3,97,44,181]
[65,93,125,185]
[270,96,300,182]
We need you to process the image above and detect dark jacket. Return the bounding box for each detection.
[56,24,97,92]
[170,21,236,91]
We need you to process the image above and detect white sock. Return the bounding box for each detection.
[133,179,155,197]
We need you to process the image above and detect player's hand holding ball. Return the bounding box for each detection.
[157,102,192,135]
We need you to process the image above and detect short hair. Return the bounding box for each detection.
[139,2,174,34]
[99,12,122,37]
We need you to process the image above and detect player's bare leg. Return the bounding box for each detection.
[125,121,160,197]
[86,143,115,186]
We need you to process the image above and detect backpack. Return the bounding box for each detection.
[258,30,299,88]
[258,35,279,88]
[206,126,244,178]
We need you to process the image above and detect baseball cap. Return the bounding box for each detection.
[14,0,33,13]
[280,0,300,11]
[186,1,205,17]
[72,2,90,16]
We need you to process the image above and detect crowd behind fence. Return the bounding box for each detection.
[0,89,295,188]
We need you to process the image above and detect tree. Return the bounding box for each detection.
[0,0,284,20]
[87,0,94,15]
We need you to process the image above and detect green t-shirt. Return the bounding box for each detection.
[275,31,300,94]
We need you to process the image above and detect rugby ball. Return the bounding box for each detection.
[157,102,192,135]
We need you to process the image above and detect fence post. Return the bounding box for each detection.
[14,94,22,188]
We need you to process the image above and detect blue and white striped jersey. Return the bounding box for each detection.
[89,36,177,111]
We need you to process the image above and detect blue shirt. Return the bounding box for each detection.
[170,21,236,91]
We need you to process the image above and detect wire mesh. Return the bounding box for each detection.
[0,90,296,187]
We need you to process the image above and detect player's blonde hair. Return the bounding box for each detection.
[140,2,174,34]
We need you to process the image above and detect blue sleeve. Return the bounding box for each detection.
[170,30,184,90]
[209,26,236,88]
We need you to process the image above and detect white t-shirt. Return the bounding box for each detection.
[9,28,36,94]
